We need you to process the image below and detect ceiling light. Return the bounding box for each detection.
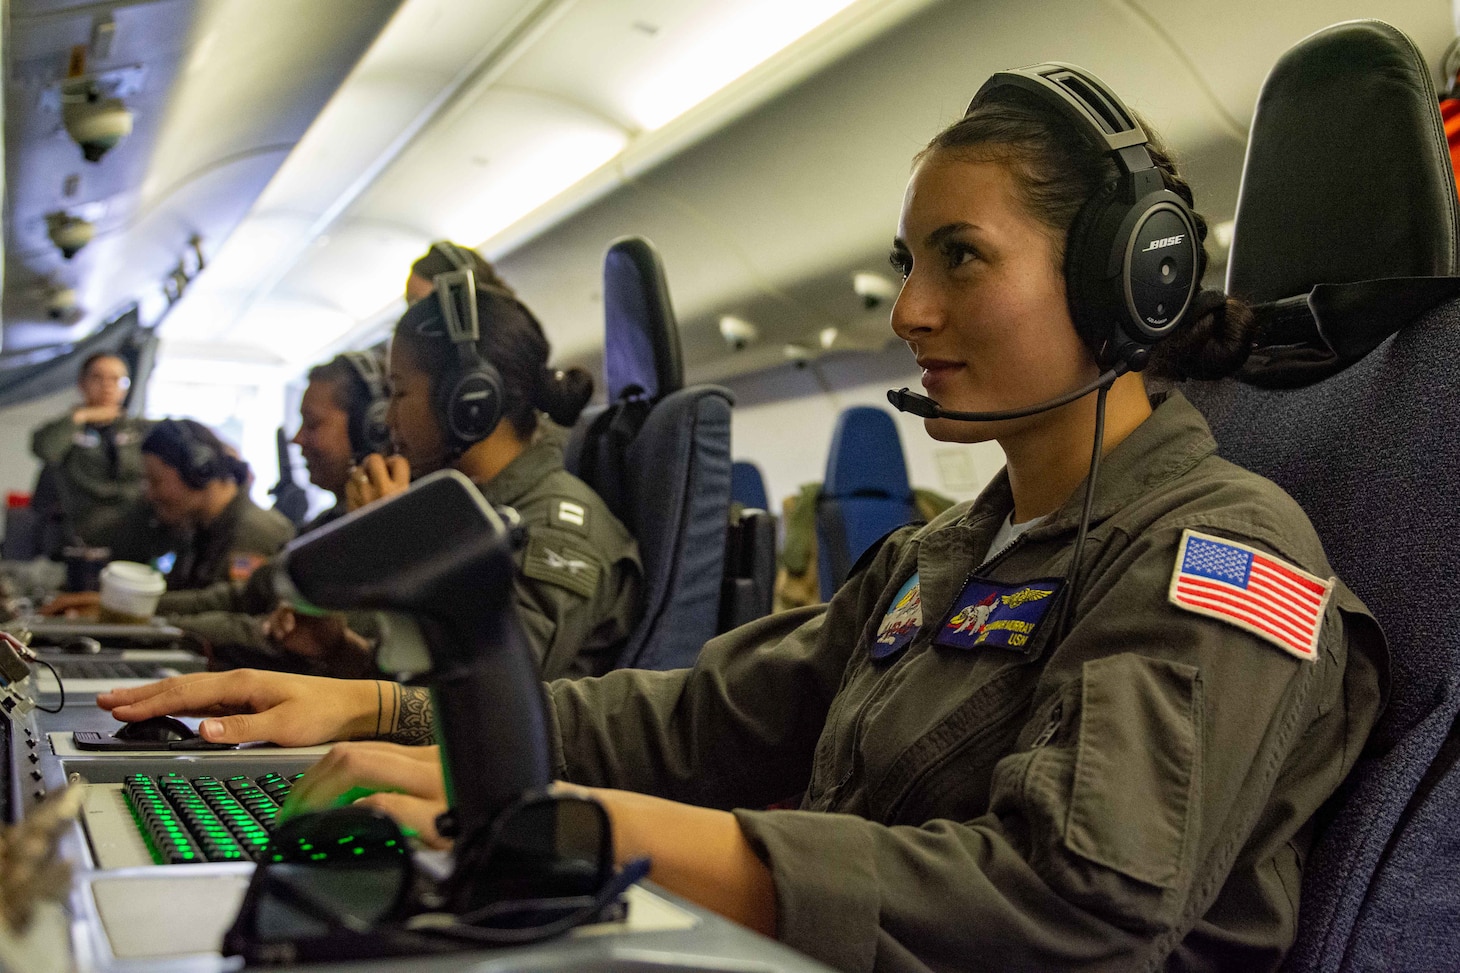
[438,126,628,244]
[625,0,860,130]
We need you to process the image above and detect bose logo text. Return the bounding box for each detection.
[1141,235,1186,252]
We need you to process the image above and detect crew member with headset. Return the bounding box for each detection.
[138,419,295,589]
[133,353,391,670]
[102,67,1386,969]
[405,239,517,305]
[30,351,159,561]
[286,243,643,680]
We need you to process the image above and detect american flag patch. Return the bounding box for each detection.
[1167,529,1334,662]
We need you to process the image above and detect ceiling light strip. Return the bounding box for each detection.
[225,0,582,326]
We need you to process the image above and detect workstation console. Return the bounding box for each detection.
[0,473,834,973]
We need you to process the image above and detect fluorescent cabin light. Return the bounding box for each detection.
[626,0,860,131]
[439,127,628,244]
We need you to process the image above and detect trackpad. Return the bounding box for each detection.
[91,873,250,958]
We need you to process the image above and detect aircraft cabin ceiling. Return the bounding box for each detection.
[1,0,1455,386]
[2,0,405,357]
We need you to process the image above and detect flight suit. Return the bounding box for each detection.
[30,413,158,558]
[547,391,1388,972]
[478,434,643,680]
[164,491,294,591]
[157,501,345,661]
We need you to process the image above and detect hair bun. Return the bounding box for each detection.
[1148,288,1258,381]
[534,366,594,427]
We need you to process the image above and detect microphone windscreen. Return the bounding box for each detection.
[887,387,940,419]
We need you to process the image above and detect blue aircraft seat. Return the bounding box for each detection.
[566,236,733,671]
[730,460,770,513]
[815,406,917,602]
[1178,21,1460,971]
[720,460,775,630]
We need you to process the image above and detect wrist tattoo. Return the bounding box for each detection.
[383,684,435,745]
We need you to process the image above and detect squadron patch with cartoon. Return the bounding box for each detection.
[872,574,922,660]
[1168,529,1333,661]
[933,577,1063,653]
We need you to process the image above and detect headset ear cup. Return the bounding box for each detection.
[361,401,391,456]
[1064,182,1125,364]
[184,442,215,489]
[443,364,504,449]
[1065,182,1200,372]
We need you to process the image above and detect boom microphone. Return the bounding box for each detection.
[887,364,1126,422]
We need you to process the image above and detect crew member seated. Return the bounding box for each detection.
[99,64,1386,971]
[287,275,642,680]
[135,354,388,671]
[29,351,160,561]
[140,419,295,589]
[44,418,294,618]
[405,239,515,305]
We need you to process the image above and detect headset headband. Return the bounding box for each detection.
[341,350,385,398]
[426,241,482,359]
[969,63,1161,190]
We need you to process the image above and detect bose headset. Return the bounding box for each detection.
[339,350,391,461]
[888,62,1201,423]
[426,241,506,454]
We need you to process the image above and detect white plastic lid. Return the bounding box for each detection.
[99,560,166,596]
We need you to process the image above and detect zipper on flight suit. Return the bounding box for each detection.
[1029,699,1063,749]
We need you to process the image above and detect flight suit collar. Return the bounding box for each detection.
[959,389,1217,542]
[477,433,565,509]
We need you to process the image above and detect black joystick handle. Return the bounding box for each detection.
[274,469,550,840]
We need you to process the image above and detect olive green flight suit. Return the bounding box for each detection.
[164,491,294,591]
[157,503,345,661]
[547,391,1388,973]
[479,433,643,680]
[30,413,159,558]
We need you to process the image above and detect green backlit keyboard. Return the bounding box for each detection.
[123,772,301,864]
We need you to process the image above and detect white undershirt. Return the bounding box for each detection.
[985,512,1045,563]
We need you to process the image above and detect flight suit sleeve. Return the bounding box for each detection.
[159,580,246,616]
[513,523,640,680]
[726,527,1385,973]
[548,530,913,810]
[31,415,79,465]
[169,610,269,656]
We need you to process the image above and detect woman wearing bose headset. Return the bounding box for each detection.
[293,248,644,682]
[101,66,1385,970]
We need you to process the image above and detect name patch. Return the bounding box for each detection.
[934,577,1063,653]
[871,574,921,660]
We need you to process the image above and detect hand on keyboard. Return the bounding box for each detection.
[96,670,387,747]
[278,741,450,848]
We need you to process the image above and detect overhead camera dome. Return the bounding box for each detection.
[62,91,133,163]
[47,213,96,259]
[45,286,80,321]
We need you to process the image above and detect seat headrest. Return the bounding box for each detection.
[823,407,911,499]
[1229,20,1460,305]
[603,236,685,402]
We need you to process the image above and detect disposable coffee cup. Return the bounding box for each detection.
[98,561,166,624]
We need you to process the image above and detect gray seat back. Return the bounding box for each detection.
[1178,20,1460,970]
